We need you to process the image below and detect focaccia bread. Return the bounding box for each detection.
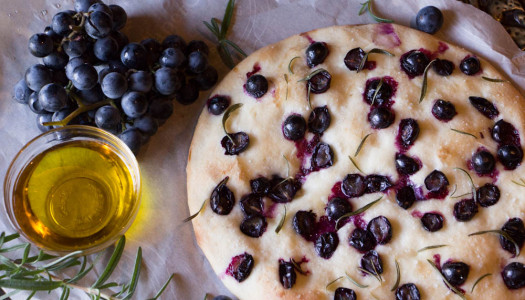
[186,23,525,299]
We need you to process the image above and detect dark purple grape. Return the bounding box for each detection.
[325,198,352,221]
[162,35,186,50]
[432,99,456,121]
[315,232,339,259]
[128,71,153,93]
[367,216,392,244]
[498,144,523,170]
[77,85,104,105]
[500,218,525,255]
[415,6,443,34]
[63,33,88,58]
[75,0,98,12]
[25,64,52,91]
[13,79,32,104]
[133,115,158,136]
[395,153,421,175]
[502,262,525,289]
[85,11,113,39]
[119,128,142,154]
[38,83,67,112]
[442,261,470,286]
[432,58,454,76]
[334,287,356,300]
[349,228,376,252]
[121,43,148,70]
[396,283,421,300]
[185,40,209,56]
[43,51,69,70]
[101,72,127,99]
[361,250,383,276]
[121,91,147,118]
[52,12,74,36]
[460,56,480,75]
[36,113,53,132]
[400,50,430,77]
[110,31,129,51]
[268,176,301,203]
[66,57,87,80]
[250,177,271,195]
[293,210,316,240]
[245,74,268,98]
[279,260,296,289]
[396,186,416,209]
[308,70,331,94]
[141,38,162,64]
[469,96,499,119]
[492,119,518,144]
[187,51,208,73]
[421,212,444,232]
[311,142,334,169]
[207,95,230,115]
[368,106,394,129]
[221,132,249,155]
[44,25,61,44]
[240,194,264,216]
[344,47,365,71]
[88,3,112,16]
[154,67,183,95]
[160,47,186,68]
[227,253,254,283]
[424,170,449,193]
[364,78,393,106]
[194,66,218,90]
[176,80,200,105]
[28,92,45,113]
[398,119,420,148]
[149,97,173,121]
[95,105,121,132]
[282,114,306,141]
[94,36,118,61]
[28,33,53,58]
[71,64,98,90]
[453,199,478,222]
[210,177,235,215]
[341,174,366,198]
[109,4,127,30]
[240,215,267,238]
[308,106,331,134]
[472,150,495,175]
[365,175,392,193]
[306,42,328,68]
[51,107,76,128]
[476,183,500,207]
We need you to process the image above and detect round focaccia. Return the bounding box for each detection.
[187,23,525,300]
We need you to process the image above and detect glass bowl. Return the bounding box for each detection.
[4,125,141,255]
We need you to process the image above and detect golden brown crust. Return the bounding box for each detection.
[187,24,525,299]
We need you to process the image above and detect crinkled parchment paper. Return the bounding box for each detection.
[0,0,523,298]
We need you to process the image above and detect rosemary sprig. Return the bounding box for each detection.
[358,0,394,23]
[370,77,383,106]
[390,259,400,291]
[354,133,372,157]
[348,156,363,173]
[325,276,344,290]
[345,272,369,288]
[335,197,382,229]
[453,167,476,201]
[183,199,207,222]
[511,178,525,187]
[288,56,300,74]
[427,259,467,300]
[471,273,491,293]
[469,230,520,256]
[357,48,394,73]
[0,234,173,299]
[203,0,247,69]
[419,59,437,103]
[450,128,478,139]
[275,205,287,234]
[358,267,382,283]
[417,244,448,252]
[222,103,243,144]
[482,76,508,83]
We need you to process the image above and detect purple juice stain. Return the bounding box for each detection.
[365,61,377,70]
[433,254,442,271]
[329,181,347,201]
[411,210,423,218]
[373,23,401,48]
[300,32,315,44]
[246,63,261,78]
[294,134,322,180]
[264,202,279,219]
[437,42,449,54]
[425,189,449,200]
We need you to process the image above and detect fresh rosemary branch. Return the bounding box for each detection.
[358,0,394,23]
[203,0,247,69]
[0,234,173,300]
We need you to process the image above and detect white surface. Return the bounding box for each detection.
[0,0,523,299]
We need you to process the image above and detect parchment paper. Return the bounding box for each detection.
[0,0,524,299]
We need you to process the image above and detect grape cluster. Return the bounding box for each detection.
[13,0,218,154]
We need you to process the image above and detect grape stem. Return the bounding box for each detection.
[42,92,112,127]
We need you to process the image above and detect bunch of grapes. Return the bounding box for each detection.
[12,0,218,154]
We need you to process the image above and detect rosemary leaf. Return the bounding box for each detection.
[42,251,82,270]
[427,260,467,300]
[97,282,119,290]
[222,39,247,57]
[419,59,437,103]
[471,273,492,293]
[0,243,30,254]
[451,192,472,199]
[450,128,478,139]
[417,244,448,252]
[349,156,363,173]
[325,276,344,290]
[357,50,369,73]
[0,289,21,300]
[288,56,300,74]
[357,49,394,73]
[354,133,372,157]
[453,167,476,201]
[345,272,369,288]
[202,21,219,37]
[26,291,36,300]
[297,68,327,82]
[358,1,368,15]
[370,77,383,106]
[336,197,382,229]
[369,48,394,56]
[469,230,520,256]
[360,0,394,23]
[449,184,458,198]
[59,287,70,300]
[220,0,235,39]
[222,103,243,143]
[0,233,20,249]
[482,76,507,83]
[122,247,142,300]
[147,273,174,300]
[291,259,308,275]
[358,267,382,283]
[65,256,94,284]
[92,236,126,289]
[218,43,235,69]
[0,279,62,291]
[275,205,287,234]
[46,257,80,271]
[183,199,207,223]
[512,179,525,187]
[390,259,400,291]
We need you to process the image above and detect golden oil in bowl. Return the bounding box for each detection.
[4,126,141,254]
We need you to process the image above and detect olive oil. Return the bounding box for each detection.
[12,140,139,252]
